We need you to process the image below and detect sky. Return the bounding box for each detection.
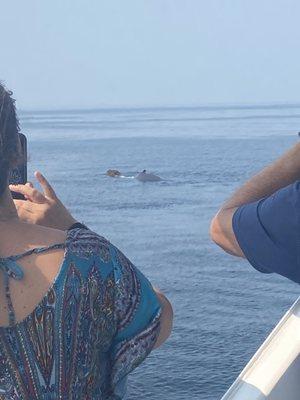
[1,0,300,110]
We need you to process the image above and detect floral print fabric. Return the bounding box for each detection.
[0,227,161,399]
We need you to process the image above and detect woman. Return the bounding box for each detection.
[0,84,173,399]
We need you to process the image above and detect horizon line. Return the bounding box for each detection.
[18,100,300,114]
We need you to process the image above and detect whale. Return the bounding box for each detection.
[135,171,162,182]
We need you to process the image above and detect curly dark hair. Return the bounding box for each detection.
[0,83,21,197]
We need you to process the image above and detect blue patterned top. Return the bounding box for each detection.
[0,227,161,399]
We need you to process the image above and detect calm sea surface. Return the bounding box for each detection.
[20,105,300,399]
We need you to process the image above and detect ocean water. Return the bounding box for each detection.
[20,105,300,399]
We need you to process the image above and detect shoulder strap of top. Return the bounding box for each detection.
[7,242,66,261]
[0,242,66,327]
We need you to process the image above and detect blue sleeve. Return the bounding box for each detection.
[109,244,161,397]
[232,181,300,284]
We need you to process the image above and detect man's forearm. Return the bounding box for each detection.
[222,142,300,210]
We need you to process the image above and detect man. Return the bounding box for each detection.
[210,142,300,284]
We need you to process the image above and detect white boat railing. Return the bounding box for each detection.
[221,296,300,400]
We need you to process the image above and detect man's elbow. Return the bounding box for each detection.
[210,214,222,245]
[210,211,243,257]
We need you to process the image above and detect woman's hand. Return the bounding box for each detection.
[9,171,78,230]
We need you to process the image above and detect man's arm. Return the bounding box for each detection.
[210,142,300,256]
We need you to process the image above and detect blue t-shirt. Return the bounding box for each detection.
[232,181,300,284]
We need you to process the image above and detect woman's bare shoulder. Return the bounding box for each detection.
[23,223,68,247]
[0,222,67,257]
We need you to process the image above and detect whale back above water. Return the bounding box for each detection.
[135,172,162,182]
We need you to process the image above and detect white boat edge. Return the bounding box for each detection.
[221,296,300,400]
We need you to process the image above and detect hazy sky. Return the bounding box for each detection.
[1,0,300,109]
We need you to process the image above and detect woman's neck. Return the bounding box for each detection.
[0,188,19,223]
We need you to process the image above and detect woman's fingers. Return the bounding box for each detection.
[9,184,46,204]
[13,199,35,213]
[34,171,57,200]
[13,173,76,229]
[13,199,37,224]
[23,182,34,199]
